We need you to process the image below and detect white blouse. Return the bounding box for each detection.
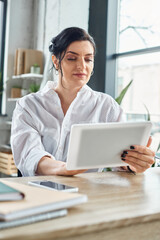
[11,81,124,176]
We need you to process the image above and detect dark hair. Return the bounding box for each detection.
[49,27,96,69]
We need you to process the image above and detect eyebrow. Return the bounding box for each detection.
[66,51,94,56]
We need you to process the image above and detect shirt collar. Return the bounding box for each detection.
[41,81,58,93]
[41,81,92,95]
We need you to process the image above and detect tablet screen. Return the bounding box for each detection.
[66,121,152,170]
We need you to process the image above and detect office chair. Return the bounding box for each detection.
[17,169,22,177]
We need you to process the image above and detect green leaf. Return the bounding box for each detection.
[143,103,150,121]
[102,167,112,172]
[115,79,133,105]
[157,142,160,152]
[29,83,40,93]
[33,63,39,67]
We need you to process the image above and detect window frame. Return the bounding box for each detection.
[105,0,119,98]
[106,0,160,103]
[0,0,7,115]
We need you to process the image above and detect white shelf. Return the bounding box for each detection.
[7,98,20,102]
[11,73,43,80]
[6,121,12,125]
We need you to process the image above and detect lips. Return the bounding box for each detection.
[73,73,87,78]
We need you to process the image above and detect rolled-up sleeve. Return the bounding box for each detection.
[11,102,52,176]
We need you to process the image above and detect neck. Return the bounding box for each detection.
[55,83,83,115]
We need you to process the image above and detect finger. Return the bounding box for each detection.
[147,136,152,147]
[122,155,152,169]
[55,162,87,176]
[129,145,155,157]
[122,157,151,173]
[63,169,87,176]
[67,169,87,175]
[126,161,148,173]
[123,151,155,165]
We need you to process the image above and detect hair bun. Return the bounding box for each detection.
[49,27,96,58]
[49,42,54,52]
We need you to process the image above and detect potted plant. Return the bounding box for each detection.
[29,83,40,93]
[30,63,41,74]
[21,88,29,97]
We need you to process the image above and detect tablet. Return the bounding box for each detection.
[66,121,152,170]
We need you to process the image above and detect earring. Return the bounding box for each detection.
[91,70,94,76]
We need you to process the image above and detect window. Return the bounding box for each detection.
[0,0,7,114]
[104,0,160,152]
[116,0,160,123]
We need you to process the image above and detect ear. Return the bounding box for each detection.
[52,55,59,70]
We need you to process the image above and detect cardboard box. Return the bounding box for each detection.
[11,88,21,98]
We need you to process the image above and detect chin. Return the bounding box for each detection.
[76,80,88,87]
[77,78,89,83]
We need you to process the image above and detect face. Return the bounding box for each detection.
[52,40,94,90]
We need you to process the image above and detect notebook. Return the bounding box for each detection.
[0,182,24,201]
[0,209,67,230]
[0,180,87,221]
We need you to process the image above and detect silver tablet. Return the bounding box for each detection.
[66,121,152,170]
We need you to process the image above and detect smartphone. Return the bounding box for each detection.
[28,180,78,192]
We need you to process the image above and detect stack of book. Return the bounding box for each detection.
[14,48,43,75]
[0,152,17,176]
[0,180,87,229]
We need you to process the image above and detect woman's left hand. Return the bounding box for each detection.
[121,136,155,173]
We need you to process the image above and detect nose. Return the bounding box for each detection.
[77,58,86,70]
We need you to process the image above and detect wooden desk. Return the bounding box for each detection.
[1,168,160,240]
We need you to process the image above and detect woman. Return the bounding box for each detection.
[11,27,155,176]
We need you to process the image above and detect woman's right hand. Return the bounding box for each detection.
[36,156,87,176]
[54,161,87,176]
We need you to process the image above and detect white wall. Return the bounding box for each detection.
[0,0,90,144]
[33,0,90,58]
[3,0,90,101]
[35,0,90,87]
[2,0,35,115]
[4,0,34,80]
[0,2,3,59]
[32,0,46,51]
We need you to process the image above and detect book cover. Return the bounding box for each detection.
[0,209,67,230]
[0,180,87,221]
[14,48,43,75]
[16,48,25,75]
[23,49,43,74]
[13,49,18,75]
[0,182,25,202]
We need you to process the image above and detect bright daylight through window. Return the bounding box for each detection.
[117,0,160,124]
